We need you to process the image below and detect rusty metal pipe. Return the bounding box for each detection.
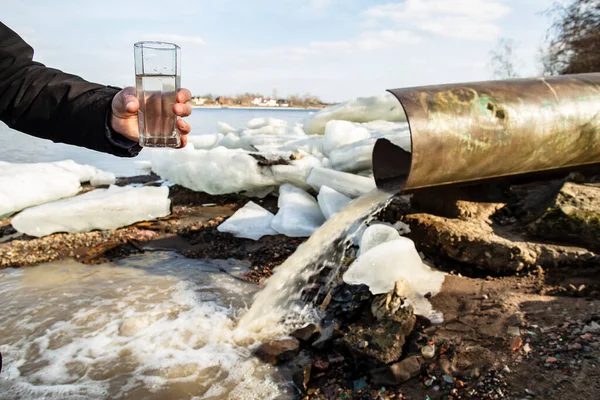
[372,73,600,192]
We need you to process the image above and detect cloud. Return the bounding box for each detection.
[305,0,334,15]
[365,0,511,41]
[251,29,421,61]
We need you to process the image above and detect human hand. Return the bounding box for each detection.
[110,87,192,147]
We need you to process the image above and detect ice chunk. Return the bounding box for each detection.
[1,160,103,183]
[239,135,299,151]
[151,147,278,195]
[217,121,237,134]
[134,160,153,173]
[11,186,171,237]
[329,137,376,172]
[0,168,81,218]
[269,154,322,190]
[317,186,351,220]
[322,121,371,156]
[363,120,410,136]
[279,136,324,158]
[217,201,278,240]
[394,221,411,235]
[52,160,102,182]
[303,93,407,135]
[90,171,116,186]
[247,117,287,130]
[271,184,325,237]
[343,238,446,320]
[307,167,376,198]
[188,133,224,150]
[218,133,242,149]
[359,224,401,254]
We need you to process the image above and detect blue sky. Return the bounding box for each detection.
[3,0,555,102]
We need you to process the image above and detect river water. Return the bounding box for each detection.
[0,253,294,399]
[0,108,312,176]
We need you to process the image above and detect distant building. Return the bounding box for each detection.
[216,96,233,106]
[191,97,207,106]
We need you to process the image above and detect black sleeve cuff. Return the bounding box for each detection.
[104,104,143,158]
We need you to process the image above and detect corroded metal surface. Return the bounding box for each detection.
[373,73,600,191]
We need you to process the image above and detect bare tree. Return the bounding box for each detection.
[488,38,521,79]
[542,0,600,75]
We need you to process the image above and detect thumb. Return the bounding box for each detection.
[113,87,139,117]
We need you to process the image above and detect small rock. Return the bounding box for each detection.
[582,321,600,334]
[456,380,464,388]
[545,356,558,363]
[421,344,436,359]
[503,365,511,373]
[291,323,320,343]
[568,342,583,351]
[443,374,454,383]
[292,364,311,391]
[525,388,536,396]
[507,326,521,336]
[313,359,329,371]
[254,338,300,365]
[425,378,434,386]
[353,378,368,391]
[358,340,369,349]
[389,356,422,383]
[328,353,345,364]
[510,336,523,351]
[523,343,532,354]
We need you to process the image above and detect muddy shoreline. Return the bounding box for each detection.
[1,171,599,399]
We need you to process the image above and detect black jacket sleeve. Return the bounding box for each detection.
[0,22,141,157]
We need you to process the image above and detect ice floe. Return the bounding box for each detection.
[11,185,171,237]
[271,184,325,237]
[217,201,278,240]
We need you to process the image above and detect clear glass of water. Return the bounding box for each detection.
[134,41,181,148]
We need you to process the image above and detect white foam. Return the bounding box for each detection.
[0,254,287,399]
[343,238,446,321]
[217,201,278,240]
[303,93,407,135]
[11,185,171,237]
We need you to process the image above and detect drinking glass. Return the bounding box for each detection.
[134,41,181,147]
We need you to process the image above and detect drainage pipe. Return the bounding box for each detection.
[372,73,600,192]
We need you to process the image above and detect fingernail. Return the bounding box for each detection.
[126,102,135,110]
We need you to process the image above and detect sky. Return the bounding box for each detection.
[2,0,556,102]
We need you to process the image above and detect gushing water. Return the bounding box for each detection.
[238,188,395,331]
[0,253,291,400]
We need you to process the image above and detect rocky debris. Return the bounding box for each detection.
[292,363,312,392]
[405,175,600,274]
[340,282,416,365]
[291,323,320,342]
[528,182,600,252]
[254,338,300,365]
[384,356,423,384]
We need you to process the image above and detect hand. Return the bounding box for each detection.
[110,87,192,148]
